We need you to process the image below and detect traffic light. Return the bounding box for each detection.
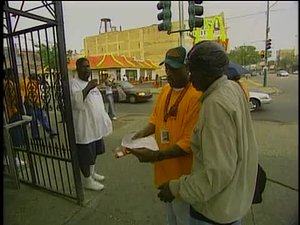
[260,50,265,59]
[267,50,272,58]
[188,1,204,29]
[266,39,272,50]
[157,1,172,31]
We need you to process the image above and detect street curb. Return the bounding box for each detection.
[240,79,283,95]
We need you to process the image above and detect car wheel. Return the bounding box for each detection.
[129,95,137,104]
[250,98,260,112]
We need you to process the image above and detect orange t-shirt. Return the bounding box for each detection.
[4,79,18,119]
[20,78,43,108]
[236,80,250,100]
[150,83,202,188]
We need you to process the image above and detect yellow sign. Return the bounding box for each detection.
[212,38,229,51]
[193,13,228,50]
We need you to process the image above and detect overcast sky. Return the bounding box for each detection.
[7,1,299,59]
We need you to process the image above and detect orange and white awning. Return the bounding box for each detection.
[67,54,158,70]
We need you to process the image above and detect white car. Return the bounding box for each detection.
[249,91,272,112]
[277,70,289,77]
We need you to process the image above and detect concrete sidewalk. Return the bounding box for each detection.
[4,115,298,225]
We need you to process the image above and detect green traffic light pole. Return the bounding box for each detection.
[164,1,203,47]
[167,28,193,35]
[178,1,184,46]
[166,1,191,46]
[263,1,270,87]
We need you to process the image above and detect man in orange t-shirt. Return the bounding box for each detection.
[227,74,250,100]
[128,46,202,225]
[20,74,57,140]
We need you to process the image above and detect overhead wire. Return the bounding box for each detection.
[226,8,295,23]
[269,1,278,9]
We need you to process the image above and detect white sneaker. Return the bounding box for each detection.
[3,157,25,167]
[90,164,105,181]
[3,156,9,166]
[92,173,105,182]
[15,158,25,167]
[112,116,117,120]
[83,176,104,191]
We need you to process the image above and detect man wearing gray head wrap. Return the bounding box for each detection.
[187,40,230,91]
[158,41,259,225]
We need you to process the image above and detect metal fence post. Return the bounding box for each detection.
[53,1,84,205]
[3,111,20,189]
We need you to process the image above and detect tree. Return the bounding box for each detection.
[66,50,73,64]
[228,45,261,66]
[279,54,298,72]
[36,44,59,72]
[37,44,73,71]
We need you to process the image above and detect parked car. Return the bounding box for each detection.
[98,81,153,104]
[250,71,258,76]
[292,70,298,75]
[160,75,167,80]
[277,70,289,77]
[249,91,272,112]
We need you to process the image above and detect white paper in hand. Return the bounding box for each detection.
[121,132,159,151]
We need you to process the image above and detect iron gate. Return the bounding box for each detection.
[3,1,84,205]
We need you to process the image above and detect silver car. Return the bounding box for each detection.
[277,70,289,77]
[249,91,272,112]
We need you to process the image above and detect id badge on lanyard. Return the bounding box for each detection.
[160,129,170,144]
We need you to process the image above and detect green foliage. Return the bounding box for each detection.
[37,44,74,71]
[37,44,59,71]
[279,54,298,70]
[228,45,261,66]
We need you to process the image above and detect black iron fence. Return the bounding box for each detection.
[3,1,83,205]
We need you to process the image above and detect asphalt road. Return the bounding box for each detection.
[250,73,298,123]
[115,74,298,123]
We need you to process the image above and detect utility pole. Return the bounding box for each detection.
[243,43,245,66]
[178,1,184,46]
[263,1,270,87]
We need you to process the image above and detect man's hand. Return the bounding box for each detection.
[87,79,98,90]
[157,181,175,203]
[132,130,144,140]
[127,148,159,163]
[83,79,99,100]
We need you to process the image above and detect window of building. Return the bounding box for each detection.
[116,69,121,80]
[98,70,108,83]
[126,70,137,81]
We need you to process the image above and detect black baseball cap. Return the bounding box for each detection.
[159,46,186,69]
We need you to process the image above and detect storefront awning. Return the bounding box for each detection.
[67,54,158,70]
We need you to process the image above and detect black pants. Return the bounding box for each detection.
[76,139,105,177]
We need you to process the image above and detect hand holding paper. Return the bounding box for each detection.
[122,132,159,151]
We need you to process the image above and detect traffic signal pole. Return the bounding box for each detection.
[179,1,184,46]
[159,1,203,45]
[263,1,270,87]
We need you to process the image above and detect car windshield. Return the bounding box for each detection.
[280,70,288,73]
[120,81,134,89]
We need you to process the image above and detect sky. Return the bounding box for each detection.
[6,1,299,60]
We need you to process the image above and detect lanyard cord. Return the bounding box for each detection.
[164,82,190,122]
